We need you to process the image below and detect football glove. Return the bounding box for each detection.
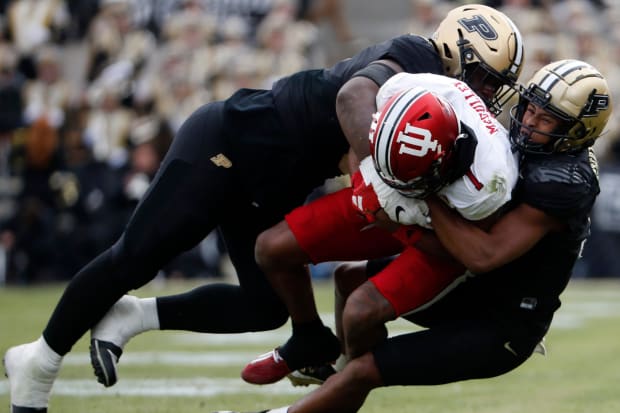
[385,197,432,229]
[358,156,432,228]
[351,170,381,223]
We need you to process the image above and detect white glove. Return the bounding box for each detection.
[385,197,432,228]
[358,156,432,228]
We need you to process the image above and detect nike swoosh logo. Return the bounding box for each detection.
[504,341,518,356]
[395,206,405,222]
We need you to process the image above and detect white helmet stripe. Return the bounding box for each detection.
[539,60,588,92]
[374,88,427,181]
[501,13,523,75]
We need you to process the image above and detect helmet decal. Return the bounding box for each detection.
[373,87,433,180]
[432,5,525,114]
[457,15,498,40]
[396,124,440,158]
[370,87,462,197]
[582,93,610,117]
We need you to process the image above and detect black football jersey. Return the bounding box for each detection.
[223,34,443,211]
[516,148,599,241]
[270,33,443,151]
[470,148,600,322]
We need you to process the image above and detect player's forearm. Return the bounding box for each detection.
[336,77,379,161]
[426,196,498,273]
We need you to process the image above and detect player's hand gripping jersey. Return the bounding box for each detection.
[357,72,519,225]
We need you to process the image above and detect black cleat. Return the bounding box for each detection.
[11,406,47,412]
[90,339,123,387]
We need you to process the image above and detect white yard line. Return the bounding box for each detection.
[0,377,310,397]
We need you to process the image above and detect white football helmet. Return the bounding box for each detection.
[509,59,612,154]
[431,4,525,115]
[369,87,462,198]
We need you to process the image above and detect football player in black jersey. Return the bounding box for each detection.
[3,5,524,412]
[212,59,611,413]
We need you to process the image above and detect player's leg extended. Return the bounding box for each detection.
[3,102,231,409]
[243,188,402,384]
[87,102,257,386]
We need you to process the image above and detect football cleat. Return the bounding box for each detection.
[241,348,291,385]
[89,339,122,388]
[90,295,145,387]
[3,339,59,412]
[9,407,47,413]
[287,364,336,387]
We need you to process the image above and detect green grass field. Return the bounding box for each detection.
[2,278,620,413]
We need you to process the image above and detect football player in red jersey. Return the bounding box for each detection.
[241,70,518,385]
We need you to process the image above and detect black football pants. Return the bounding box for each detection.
[44,102,291,355]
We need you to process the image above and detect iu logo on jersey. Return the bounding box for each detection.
[396,123,440,158]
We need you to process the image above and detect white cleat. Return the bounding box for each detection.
[3,339,60,412]
[90,295,146,387]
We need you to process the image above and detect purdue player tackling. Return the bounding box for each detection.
[214,58,612,413]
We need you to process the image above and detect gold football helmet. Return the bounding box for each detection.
[509,59,612,154]
[431,4,524,115]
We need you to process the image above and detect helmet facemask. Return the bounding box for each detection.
[384,157,450,199]
[457,31,519,116]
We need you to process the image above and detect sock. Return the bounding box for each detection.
[140,297,160,331]
[291,318,325,336]
[38,336,63,369]
[279,321,340,370]
[91,296,159,346]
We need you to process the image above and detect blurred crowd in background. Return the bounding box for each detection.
[0,0,618,285]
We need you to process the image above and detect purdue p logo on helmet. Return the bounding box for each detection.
[431,4,525,115]
[369,87,461,198]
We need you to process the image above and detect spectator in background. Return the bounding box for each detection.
[6,0,70,78]
[85,0,156,83]
[1,118,66,283]
[64,0,100,40]
[0,42,26,282]
[0,44,25,144]
[254,8,315,86]
[145,10,215,132]
[296,0,353,43]
[83,72,135,169]
[23,46,75,130]
[407,0,453,37]
[210,15,261,99]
